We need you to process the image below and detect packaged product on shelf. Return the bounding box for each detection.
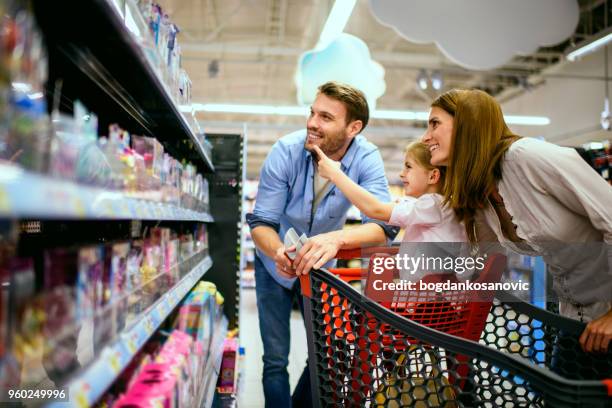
[157,331,193,407]
[99,124,137,191]
[132,134,164,190]
[74,102,111,186]
[0,224,17,362]
[114,396,156,408]
[78,244,118,351]
[49,113,80,180]
[178,69,192,105]
[177,288,211,342]
[126,240,144,321]
[0,3,51,173]
[141,240,162,302]
[161,154,180,205]
[118,363,179,408]
[151,227,179,285]
[108,242,130,334]
[179,233,194,262]
[3,87,50,172]
[41,285,79,385]
[194,224,208,255]
[167,238,180,281]
[49,102,110,186]
[76,245,104,322]
[1,257,37,388]
[217,337,238,393]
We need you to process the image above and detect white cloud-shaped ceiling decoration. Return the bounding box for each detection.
[369,0,579,70]
[296,33,386,110]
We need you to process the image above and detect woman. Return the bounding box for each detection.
[421,89,612,354]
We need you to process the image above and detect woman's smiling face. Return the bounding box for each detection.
[422,107,454,166]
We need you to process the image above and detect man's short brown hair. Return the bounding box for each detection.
[317,81,369,132]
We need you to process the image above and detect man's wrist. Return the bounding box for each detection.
[323,229,347,248]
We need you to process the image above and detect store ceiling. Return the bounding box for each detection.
[159,0,609,179]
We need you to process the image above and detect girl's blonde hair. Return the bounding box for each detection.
[404,141,445,184]
[430,89,520,243]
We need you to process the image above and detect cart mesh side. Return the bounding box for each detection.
[301,270,612,408]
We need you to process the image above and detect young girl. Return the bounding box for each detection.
[312,142,465,244]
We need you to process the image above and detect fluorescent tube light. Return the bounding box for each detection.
[566,28,612,61]
[183,103,550,126]
[190,104,308,116]
[316,0,357,50]
[503,115,550,126]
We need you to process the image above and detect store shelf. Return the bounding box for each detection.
[0,164,213,221]
[199,316,229,408]
[47,256,213,408]
[33,0,214,174]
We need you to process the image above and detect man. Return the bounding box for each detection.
[246,81,398,407]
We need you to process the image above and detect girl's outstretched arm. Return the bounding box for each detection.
[313,145,394,222]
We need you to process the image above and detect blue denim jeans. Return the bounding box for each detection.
[255,255,312,408]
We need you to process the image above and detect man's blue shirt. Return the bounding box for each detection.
[246,129,398,288]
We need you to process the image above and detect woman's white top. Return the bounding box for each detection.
[481,137,612,305]
[389,193,466,243]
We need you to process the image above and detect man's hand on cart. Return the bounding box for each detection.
[275,245,297,278]
[579,308,612,353]
[293,231,343,276]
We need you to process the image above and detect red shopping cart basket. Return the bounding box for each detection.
[299,264,612,407]
[330,247,504,344]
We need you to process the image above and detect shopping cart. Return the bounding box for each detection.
[299,249,612,407]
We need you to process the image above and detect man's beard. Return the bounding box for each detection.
[305,128,347,157]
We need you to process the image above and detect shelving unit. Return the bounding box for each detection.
[1,1,243,407]
[0,164,213,222]
[32,0,214,173]
[48,256,213,408]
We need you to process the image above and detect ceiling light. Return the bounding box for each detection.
[566,27,612,62]
[416,69,429,90]
[182,103,550,126]
[503,115,550,126]
[316,0,357,50]
[431,70,443,91]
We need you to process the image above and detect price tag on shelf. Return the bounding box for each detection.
[0,186,11,213]
[154,205,163,219]
[144,317,154,335]
[159,298,170,316]
[72,196,87,217]
[108,349,122,374]
[126,332,138,354]
[102,200,115,217]
[0,187,11,213]
[75,382,91,408]
[138,201,152,219]
[170,289,179,305]
[118,200,130,217]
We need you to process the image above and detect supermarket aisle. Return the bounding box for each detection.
[238,287,308,408]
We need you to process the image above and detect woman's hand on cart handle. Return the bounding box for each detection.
[312,145,342,182]
[579,308,612,353]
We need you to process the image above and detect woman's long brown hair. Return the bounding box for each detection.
[431,89,520,243]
